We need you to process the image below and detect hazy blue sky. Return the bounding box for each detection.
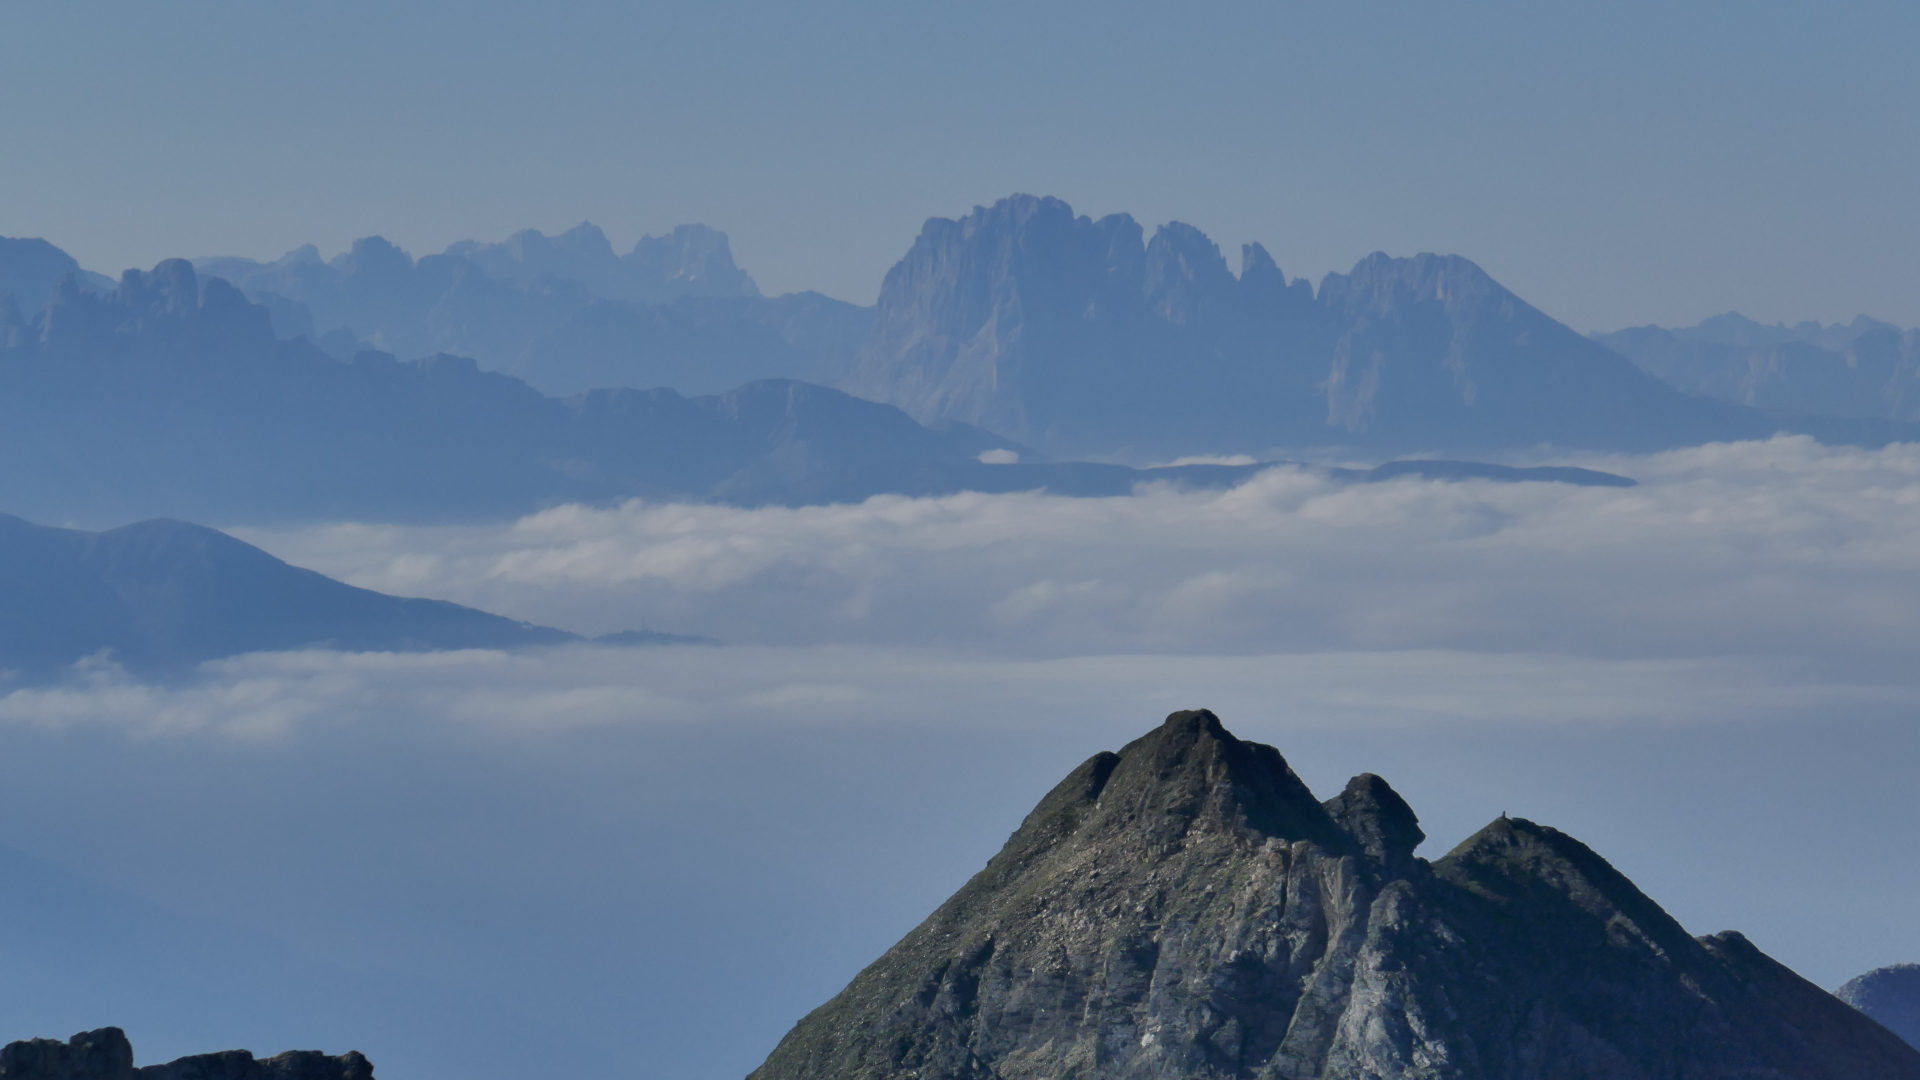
[4,0,1917,331]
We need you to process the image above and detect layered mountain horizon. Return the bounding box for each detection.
[0,255,1637,528]
[4,194,1918,528]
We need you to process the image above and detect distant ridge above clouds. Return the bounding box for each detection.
[0,257,1635,528]
[848,195,1771,459]
[185,224,869,397]
[1596,312,1920,423]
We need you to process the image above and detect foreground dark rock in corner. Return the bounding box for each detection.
[0,1027,370,1080]
[1843,965,1920,1049]
[750,709,1920,1080]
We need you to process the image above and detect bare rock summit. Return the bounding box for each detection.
[749,709,1920,1080]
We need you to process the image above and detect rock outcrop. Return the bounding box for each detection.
[750,709,1920,1080]
[1842,965,1920,1049]
[0,1028,370,1080]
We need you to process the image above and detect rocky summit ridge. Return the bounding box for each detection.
[750,710,1920,1080]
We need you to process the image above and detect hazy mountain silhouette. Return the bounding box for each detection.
[0,236,114,322]
[1676,311,1901,352]
[191,225,872,396]
[847,195,1774,459]
[1598,313,1920,423]
[754,709,1920,1080]
[445,221,760,303]
[0,512,577,675]
[0,259,1631,527]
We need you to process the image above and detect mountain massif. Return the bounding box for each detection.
[847,196,1774,459]
[752,710,1920,1080]
[0,1028,369,1080]
[0,512,576,675]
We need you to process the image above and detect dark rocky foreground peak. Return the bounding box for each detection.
[1842,965,1920,1048]
[750,710,1920,1080]
[0,1028,368,1080]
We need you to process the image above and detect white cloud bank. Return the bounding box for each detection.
[3,436,1919,1080]
[232,436,1920,667]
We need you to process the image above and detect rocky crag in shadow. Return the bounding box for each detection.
[0,1028,369,1080]
[751,710,1920,1080]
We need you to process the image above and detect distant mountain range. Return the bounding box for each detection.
[1596,311,1920,423]
[5,197,1916,526]
[191,225,873,397]
[0,257,1634,526]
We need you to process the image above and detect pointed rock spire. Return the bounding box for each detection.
[1323,771,1424,873]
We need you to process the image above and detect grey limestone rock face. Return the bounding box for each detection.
[1842,965,1920,1049]
[0,1030,370,1080]
[749,710,1920,1080]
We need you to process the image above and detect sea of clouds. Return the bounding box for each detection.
[227,435,1920,665]
[3,435,1918,1080]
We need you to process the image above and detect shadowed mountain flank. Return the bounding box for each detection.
[750,710,1920,1080]
[0,1027,370,1080]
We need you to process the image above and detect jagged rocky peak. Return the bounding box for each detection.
[628,223,760,298]
[329,235,414,276]
[751,708,1920,1080]
[1317,249,1508,315]
[0,1027,371,1080]
[445,221,619,283]
[1144,223,1235,324]
[1322,771,1423,874]
[30,258,277,359]
[443,220,760,301]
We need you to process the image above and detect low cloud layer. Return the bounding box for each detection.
[2,643,1917,1080]
[5,436,1919,1080]
[233,436,1920,669]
